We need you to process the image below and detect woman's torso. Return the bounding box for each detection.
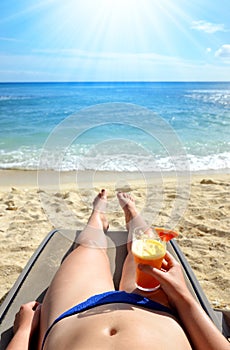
[42,303,192,350]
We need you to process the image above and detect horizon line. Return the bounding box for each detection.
[0,80,229,84]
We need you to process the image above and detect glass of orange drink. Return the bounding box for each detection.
[131,227,166,292]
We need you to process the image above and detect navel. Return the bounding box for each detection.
[109,328,118,336]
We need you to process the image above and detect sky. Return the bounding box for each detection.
[0,0,229,82]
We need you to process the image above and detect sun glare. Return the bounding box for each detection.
[53,0,186,53]
[37,0,202,80]
[104,0,139,9]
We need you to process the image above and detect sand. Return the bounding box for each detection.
[0,170,229,310]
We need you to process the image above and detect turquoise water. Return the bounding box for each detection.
[0,82,229,172]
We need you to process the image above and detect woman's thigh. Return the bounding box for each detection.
[119,251,136,292]
[40,245,114,341]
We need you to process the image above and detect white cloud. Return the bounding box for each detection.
[191,20,225,34]
[1,50,230,82]
[33,48,186,66]
[215,44,230,59]
[0,36,23,42]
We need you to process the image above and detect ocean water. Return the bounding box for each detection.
[0,82,229,173]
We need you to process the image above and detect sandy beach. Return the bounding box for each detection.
[0,170,229,310]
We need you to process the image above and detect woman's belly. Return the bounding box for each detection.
[43,303,192,350]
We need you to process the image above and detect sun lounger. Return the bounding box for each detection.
[0,229,229,349]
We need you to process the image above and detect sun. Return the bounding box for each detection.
[99,0,144,26]
[35,0,198,81]
[104,0,140,10]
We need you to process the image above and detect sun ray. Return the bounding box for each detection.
[6,0,225,81]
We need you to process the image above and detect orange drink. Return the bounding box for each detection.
[132,237,166,291]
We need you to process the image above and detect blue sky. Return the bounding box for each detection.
[0,0,229,82]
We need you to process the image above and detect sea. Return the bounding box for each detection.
[0,82,229,173]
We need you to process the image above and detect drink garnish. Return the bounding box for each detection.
[155,227,178,242]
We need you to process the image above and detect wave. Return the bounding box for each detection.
[185,90,230,107]
[0,147,230,172]
[0,95,35,101]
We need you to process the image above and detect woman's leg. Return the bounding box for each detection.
[117,192,146,292]
[39,190,114,345]
[118,192,170,307]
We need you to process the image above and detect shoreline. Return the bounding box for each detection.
[0,168,229,189]
[0,169,229,310]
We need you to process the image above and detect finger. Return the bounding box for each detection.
[35,303,42,315]
[154,252,174,271]
[32,304,41,330]
[161,260,169,270]
[164,251,178,267]
[138,264,164,279]
[32,301,40,311]
[164,251,173,261]
[23,301,39,311]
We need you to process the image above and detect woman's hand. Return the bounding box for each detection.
[139,251,230,350]
[139,251,192,308]
[13,301,41,336]
[6,301,41,350]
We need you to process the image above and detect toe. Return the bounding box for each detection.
[100,189,107,199]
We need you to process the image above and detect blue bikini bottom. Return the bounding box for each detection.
[42,290,174,349]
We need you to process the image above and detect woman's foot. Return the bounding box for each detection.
[89,189,109,232]
[117,192,152,236]
[117,192,138,230]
